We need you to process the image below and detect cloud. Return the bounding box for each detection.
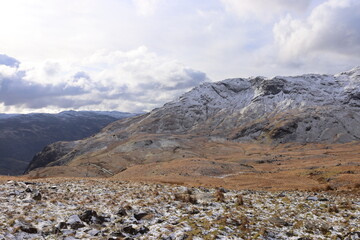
[221,0,311,22]
[0,68,87,108]
[273,0,360,63]
[0,0,358,99]
[0,54,20,68]
[74,71,90,81]
[0,48,208,113]
[132,0,163,16]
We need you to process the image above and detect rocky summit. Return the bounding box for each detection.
[25,67,360,181]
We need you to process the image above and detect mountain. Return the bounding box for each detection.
[25,67,360,181]
[0,111,136,175]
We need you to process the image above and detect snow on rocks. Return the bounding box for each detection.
[66,215,85,230]
[0,179,359,239]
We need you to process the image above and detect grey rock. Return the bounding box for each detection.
[13,220,38,234]
[117,207,127,216]
[343,232,360,240]
[87,229,100,236]
[24,182,37,185]
[8,191,20,196]
[32,190,42,201]
[277,192,286,197]
[138,226,150,234]
[122,225,138,235]
[19,225,38,234]
[64,237,79,240]
[269,216,290,227]
[58,222,68,229]
[79,210,98,224]
[134,212,149,221]
[79,210,108,224]
[111,231,125,237]
[67,215,82,224]
[61,229,75,236]
[306,196,318,201]
[66,215,85,230]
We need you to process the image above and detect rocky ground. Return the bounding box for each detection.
[0,179,359,240]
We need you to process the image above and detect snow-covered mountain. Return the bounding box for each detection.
[104,66,360,142]
[26,67,360,176]
[0,111,137,175]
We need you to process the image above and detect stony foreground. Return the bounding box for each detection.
[0,179,359,240]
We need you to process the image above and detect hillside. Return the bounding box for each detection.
[0,111,135,175]
[25,67,360,190]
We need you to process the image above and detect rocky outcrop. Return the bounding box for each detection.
[26,67,360,176]
[24,141,80,174]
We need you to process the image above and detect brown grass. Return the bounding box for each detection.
[7,140,360,192]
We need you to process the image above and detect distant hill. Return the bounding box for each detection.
[0,111,136,175]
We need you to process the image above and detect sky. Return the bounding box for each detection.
[0,0,359,113]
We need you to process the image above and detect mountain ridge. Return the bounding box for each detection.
[26,67,360,178]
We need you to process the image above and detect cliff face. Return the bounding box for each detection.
[26,67,360,177]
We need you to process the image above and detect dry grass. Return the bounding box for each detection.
[214,189,225,202]
[14,140,360,192]
[174,193,197,204]
[111,141,360,192]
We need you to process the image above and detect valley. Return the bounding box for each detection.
[0,111,135,175]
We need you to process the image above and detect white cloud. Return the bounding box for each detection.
[132,0,163,16]
[274,0,360,63]
[0,47,208,113]
[0,0,359,114]
[221,0,311,22]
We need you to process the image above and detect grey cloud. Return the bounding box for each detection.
[162,68,208,90]
[95,67,208,105]
[274,0,360,62]
[0,56,103,109]
[99,66,209,102]
[309,2,360,56]
[222,0,312,22]
[0,54,20,68]
[0,52,209,112]
[44,62,61,76]
[74,71,91,80]
[97,84,130,100]
[26,97,103,109]
[0,71,87,108]
[135,81,161,92]
[135,68,207,91]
